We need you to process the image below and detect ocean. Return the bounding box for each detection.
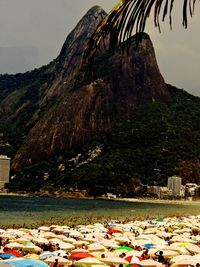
[0,195,199,227]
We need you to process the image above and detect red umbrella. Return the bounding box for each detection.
[4,249,23,257]
[70,252,94,260]
[107,229,122,235]
[125,256,141,264]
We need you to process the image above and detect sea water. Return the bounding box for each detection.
[0,195,199,227]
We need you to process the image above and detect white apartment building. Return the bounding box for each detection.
[168,175,182,197]
[0,155,10,189]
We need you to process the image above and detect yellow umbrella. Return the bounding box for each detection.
[24,253,40,260]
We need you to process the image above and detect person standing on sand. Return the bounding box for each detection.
[154,251,165,263]
[53,258,59,267]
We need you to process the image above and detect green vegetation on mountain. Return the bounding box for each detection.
[8,85,200,195]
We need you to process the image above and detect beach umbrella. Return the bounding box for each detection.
[73,240,90,247]
[48,238,62,245]
[100,240,119,249]
[58,242,75,251]
[4,250,23,257]
[185,244,200,254]
[170,255,193,264]
[44,256,71,264]
[0,254,16,259]
[5,243,23,249]
[162,250,180,258]
[125,256,141,264]
[70,252,94,260]
[39,252,57,260]
[54,250,68,257]
[38,226,50,232]
[42,232,57,239]
[88,244,106,252]
[144,244,155,249]
[125,251,143,257]
[3,258,49,267]
[69,231,82,238]
[116,246,133,252]
[0,263,13,267]
[33,237,49,244]
[24,253,40,260]
[107,229,122,235]
[71,248,89,254]
[126,264,143,267]
[101,256,129,265]
[22,242,42,252]
[192,254,200,262]
[140,259,164,267]
[76,257,103,266]
[15,238,31,244]
[171,260,197,267]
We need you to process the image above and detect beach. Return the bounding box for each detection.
[0,214,200,267]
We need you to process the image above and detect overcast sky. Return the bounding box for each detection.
[0,0,200,96]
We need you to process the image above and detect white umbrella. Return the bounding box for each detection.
[170,255,193,264]
[44,256,71,264]
[59,242,75,251]
[33,237,49,244]
[186,244,200,254]
[5,242,23,249]
[101,256,129,265]
[38,226,50,232]
[140,259,164,267]
[88,244,106,252]
[76,257,103,266]
[171,260,197,267]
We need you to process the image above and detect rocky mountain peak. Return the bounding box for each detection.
[11,31,170,170]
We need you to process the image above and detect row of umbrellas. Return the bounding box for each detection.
[0,215,200,267]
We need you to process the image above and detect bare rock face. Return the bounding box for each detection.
[12,34,169,170]
[0,6,107,124]
[41,6,107,103]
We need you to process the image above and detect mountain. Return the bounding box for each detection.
[0,6,106,153]
[0,6,200,195]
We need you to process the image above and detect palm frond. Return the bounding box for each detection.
[84,0,198,63]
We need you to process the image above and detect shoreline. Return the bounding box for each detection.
[1,192,200,205]
[113,197,200,205]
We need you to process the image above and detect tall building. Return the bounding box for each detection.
[0,155,10,189]
[168,175,182,197]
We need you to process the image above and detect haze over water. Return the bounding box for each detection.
[0,196,200,227]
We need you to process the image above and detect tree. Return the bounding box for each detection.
[84,0,198,61]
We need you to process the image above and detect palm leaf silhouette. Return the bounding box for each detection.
[84,0,198,62]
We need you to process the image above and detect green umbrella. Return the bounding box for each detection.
[116,246,133,251]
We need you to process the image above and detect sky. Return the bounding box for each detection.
[0,0,200,96]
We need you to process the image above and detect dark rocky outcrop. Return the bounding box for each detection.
[12,33,169,169]
[0,6,170,171]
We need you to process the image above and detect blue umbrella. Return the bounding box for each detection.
[3,259,49,267]
[0,254,16,260]
[40,253,57,260]
[144,243,154,249]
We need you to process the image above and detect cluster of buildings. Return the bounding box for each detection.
[147,175,200,200]
[0,152,199,201]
